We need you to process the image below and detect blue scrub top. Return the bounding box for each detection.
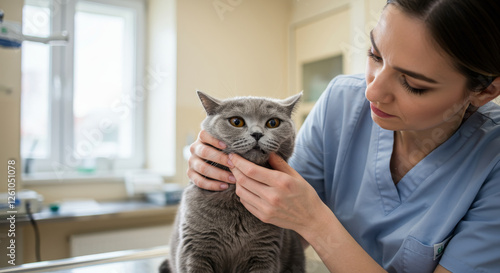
[289,74,500,273]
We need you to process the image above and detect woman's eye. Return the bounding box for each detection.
[401,76,428,95]
[266,118,281,128]
[367,48,382,63]
[228,117,245,127]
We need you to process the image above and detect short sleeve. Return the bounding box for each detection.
[288,80,333,202]
[439,161,500,272]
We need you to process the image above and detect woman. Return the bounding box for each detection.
[187,0,500,272]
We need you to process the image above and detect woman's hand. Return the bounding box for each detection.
[187,130,236,191]
[228,152,324,234]
[229,153,389,272]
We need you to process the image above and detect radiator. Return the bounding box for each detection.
[70,225,172,257]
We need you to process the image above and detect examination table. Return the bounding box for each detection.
[0,246,329,273]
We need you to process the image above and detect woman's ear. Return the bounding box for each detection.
[470,77,500,107]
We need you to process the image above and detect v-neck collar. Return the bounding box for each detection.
[371,111,485,215]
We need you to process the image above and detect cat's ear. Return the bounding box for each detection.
[197,90,221,116]
[280,92,303,117]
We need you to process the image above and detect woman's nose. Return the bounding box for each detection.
[365,68,395,104]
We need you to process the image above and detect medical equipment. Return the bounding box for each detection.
[0,9,68,48]
[0,190,44,216]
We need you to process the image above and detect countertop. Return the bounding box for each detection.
[0,200,179,225]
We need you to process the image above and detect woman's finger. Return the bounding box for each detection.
[198,130,227,150]
[228,153,280,186]
[190,138,229,167]
[186,130,234,191]
[234,173,272,222]
[235,177,262,205]
[239,198,271,224]
[231,161,277,208]
[268,153,300,177]
[187,167,230,191]
[189,155,236,184]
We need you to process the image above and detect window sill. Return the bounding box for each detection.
[22,169,176,186]
[21,170,178,204]
[22,170,131,186]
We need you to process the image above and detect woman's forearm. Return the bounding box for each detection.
[299,203,387,273]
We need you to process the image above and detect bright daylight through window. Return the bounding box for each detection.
[21,0,145,178]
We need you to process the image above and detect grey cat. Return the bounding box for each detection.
[160,91,305,273]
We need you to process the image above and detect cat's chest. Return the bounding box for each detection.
[183,184,269,233]
[186,184,246,212]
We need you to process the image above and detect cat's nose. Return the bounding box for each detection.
[251,132,263,141]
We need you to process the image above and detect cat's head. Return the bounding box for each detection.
[198,91,302,166]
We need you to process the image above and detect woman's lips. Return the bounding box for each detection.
[370,103,396,118]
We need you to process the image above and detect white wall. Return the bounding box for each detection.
[291,0,351,24]
[0,0,24,266]
[146,0,177,176]
[290,0,386,82]
[171,0,292,184]
[293,7,351,92]
[289,0,386,126]
[0,1,23,191]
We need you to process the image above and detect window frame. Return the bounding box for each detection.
[22,0,146,180]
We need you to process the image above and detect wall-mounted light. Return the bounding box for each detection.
[0,9,68,48]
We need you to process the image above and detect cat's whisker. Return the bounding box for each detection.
[260,140,280,152]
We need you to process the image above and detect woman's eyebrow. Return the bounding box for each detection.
[369,30,382,55]
[394,66,438,84]
[369,30,439,84]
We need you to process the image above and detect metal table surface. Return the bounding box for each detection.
[0,247,330,273]
[0,247,168,273]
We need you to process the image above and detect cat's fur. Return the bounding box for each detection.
[160,91,305,273]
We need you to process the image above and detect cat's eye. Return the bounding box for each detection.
[266,118,281,128]
[228,117,245,127]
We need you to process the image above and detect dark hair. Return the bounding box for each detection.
[386,0,500,91]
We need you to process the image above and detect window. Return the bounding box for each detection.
[21,0,145,178]
[21,1,51,161]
